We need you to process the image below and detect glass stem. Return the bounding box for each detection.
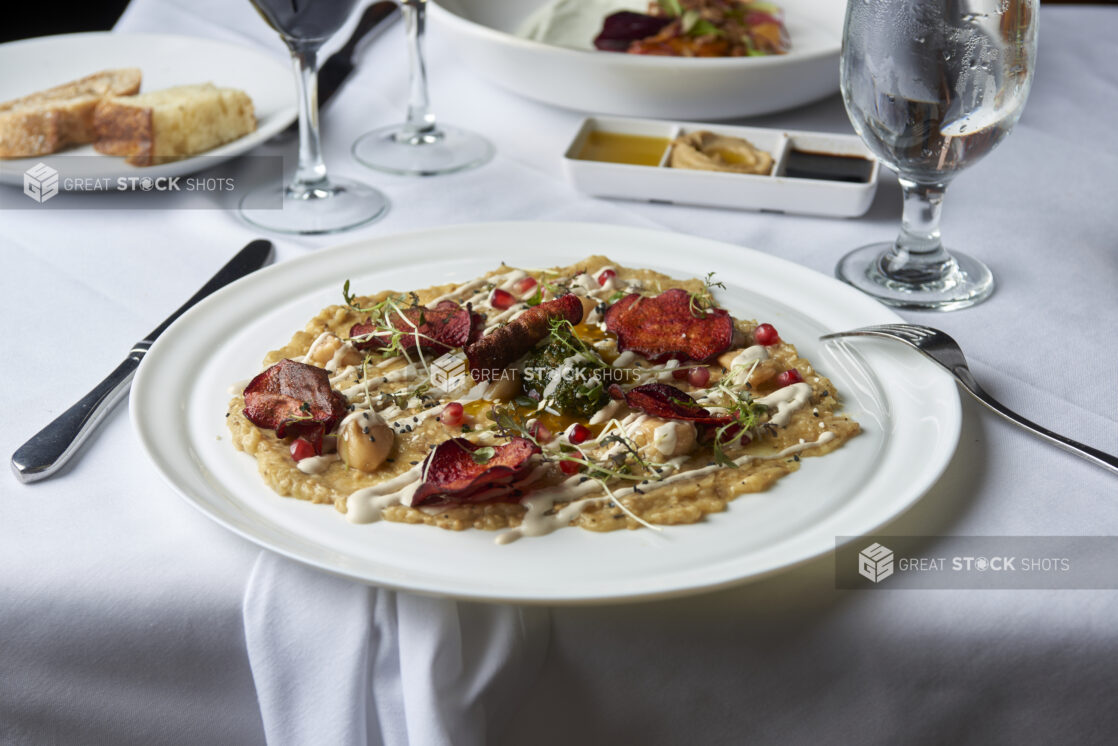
[880,178,956,283]
[400,0,439,142]
[290,45,330,192]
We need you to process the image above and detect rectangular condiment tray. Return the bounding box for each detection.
[562,116,880,218]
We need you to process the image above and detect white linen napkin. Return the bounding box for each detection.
[243,553,549,746]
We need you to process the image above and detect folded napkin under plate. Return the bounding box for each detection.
[244,552,550,746]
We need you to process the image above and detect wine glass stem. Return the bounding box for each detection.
[881,179,955,282]
[401,0,438,140]
[290,46,330,191]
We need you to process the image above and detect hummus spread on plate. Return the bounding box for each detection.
[226,256,858,543]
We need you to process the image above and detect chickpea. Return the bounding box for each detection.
[716,348,780,388]
[308,333,362,368]
[631,417,697,459]
[746,359,782,387]
[339,411,394,473]
[717,347,754,370]
[487,367,521,401]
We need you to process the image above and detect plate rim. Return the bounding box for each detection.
[130,222,962,604]
[0,31,296,184]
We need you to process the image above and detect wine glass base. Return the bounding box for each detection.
[239,177,389,235]
[836,243,995,311]
[352,124,494,177]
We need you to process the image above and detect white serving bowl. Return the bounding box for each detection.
[430,0,844,120]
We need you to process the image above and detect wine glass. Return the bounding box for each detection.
[836,0,1037,310]
[240,0,389,234]
[352,0,493,176]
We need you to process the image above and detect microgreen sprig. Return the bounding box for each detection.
[708,364,769,466]
[688,272,727,318]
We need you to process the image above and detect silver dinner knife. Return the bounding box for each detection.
[11,239,275,484]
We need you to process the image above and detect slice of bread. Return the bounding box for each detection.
[0,68,142,158]
[93,84,256,166]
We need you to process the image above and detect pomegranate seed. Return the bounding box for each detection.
[290,437,317,462]
[753,323,780,346]
[672,367,689,381]
[775,369,803,388]
[491,288,516,310]
[529,421,553,443]
[514,276,538,295]
[597,269,617,286]
[439,402,464,427]
[568,423,591,445]
[688,366,711,387]
[559,459,582,476]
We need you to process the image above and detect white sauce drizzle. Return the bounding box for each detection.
[297,331,334,364]
[588,399,622,425]
[297,454,339,475]
[494,432,837,545]
[345,467,423,522]
[612,350,637,368]
[730,345,769,368]
[755,382,813,427]
[571,273,599,293]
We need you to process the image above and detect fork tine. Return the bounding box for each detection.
[820,324,915,342]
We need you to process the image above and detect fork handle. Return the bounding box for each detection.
[962,383,1118,476]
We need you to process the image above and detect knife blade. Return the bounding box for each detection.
[10,239,275,484]
[320,1,400,109]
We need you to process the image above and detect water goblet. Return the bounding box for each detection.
[836,0,1038,310]
[241,0,389,234]
[352,0,493,176]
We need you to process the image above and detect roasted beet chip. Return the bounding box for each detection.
[611,382,733,426]
[593,11,672,52]
[411,437,541,506]
[604,288,734,363]
[350,300,474,354]
[242,359,348,450]
[465,294,583,383]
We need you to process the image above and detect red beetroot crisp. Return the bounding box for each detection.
[350,299,478,354]
[242,359,348,450]
[604,288,734,363]
[411,437,541,506]
[610,382,733,426]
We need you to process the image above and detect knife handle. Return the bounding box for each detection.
[10,344,148,484]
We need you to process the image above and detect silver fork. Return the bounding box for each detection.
[820,324,1118,476]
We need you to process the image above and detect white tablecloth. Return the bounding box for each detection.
[2,2,1117,744]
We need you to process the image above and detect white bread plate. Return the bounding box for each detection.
[0,32,295,187]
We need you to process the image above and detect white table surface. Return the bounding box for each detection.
[2,2,1117,744]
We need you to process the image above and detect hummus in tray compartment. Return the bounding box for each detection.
[226,255,859,543]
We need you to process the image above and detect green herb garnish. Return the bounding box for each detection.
[470,446,496,464]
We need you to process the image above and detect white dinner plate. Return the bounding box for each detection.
[0,32,295,186]
[131,223,960,604]
[430,0,843,119]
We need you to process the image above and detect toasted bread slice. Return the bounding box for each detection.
[93,84,256,166]
[0,69,142,158]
